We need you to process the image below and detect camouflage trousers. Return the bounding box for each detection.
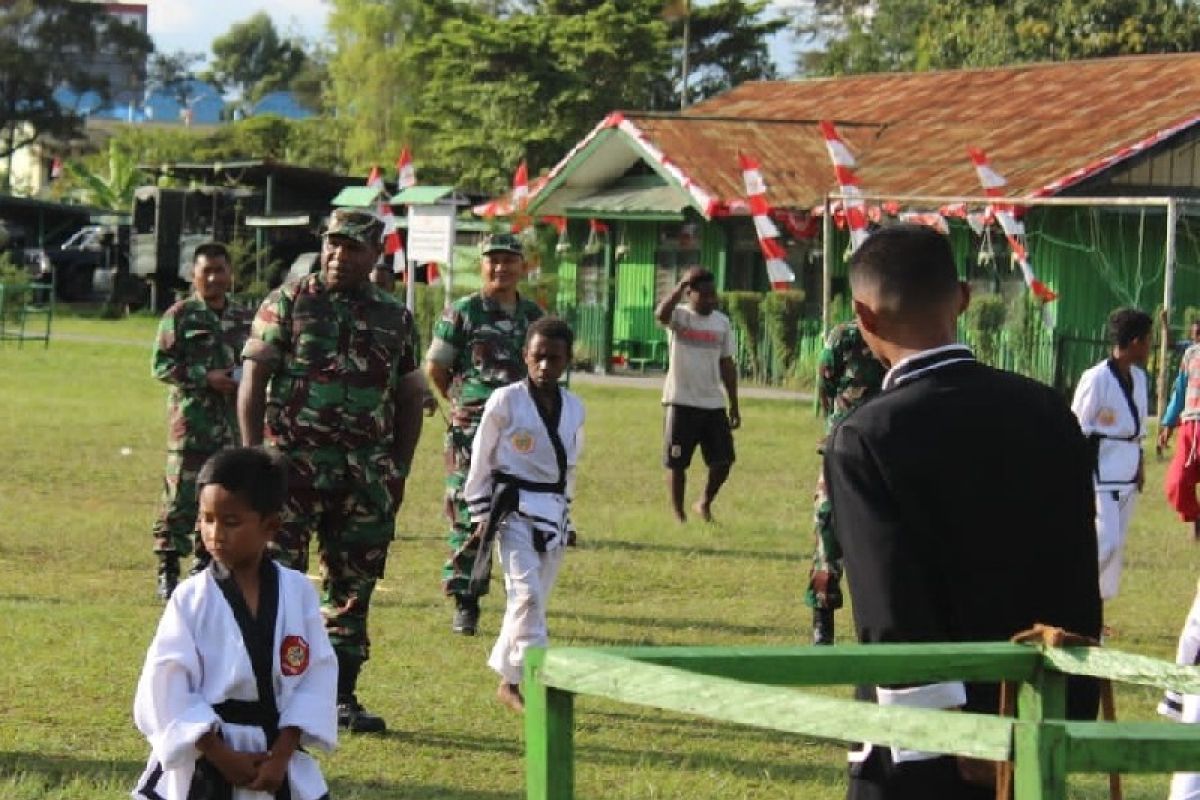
[151,449,213,558]
[805,470,844,611]
[270,446,401,662]
[441,424,491,598]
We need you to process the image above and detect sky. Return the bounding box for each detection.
[146,0,803,75]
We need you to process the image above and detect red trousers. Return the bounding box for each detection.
[1166,419,1200,522]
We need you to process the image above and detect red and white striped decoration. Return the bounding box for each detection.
[967,148,1057,302]
[819,120,868,251]
[396,148,415,189]
[366,165,384,193]
[377,202,405,274]
[510,160,530,233]
[738,152,795,290]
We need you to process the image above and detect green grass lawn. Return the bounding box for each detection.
[0,317,1196,798]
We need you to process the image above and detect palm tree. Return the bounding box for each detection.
[61,140,144,211]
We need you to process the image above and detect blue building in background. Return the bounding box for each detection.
[52,83,314,125]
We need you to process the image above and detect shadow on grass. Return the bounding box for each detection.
[560,610,794,638]
[0,749,522,800]
[0,751,144,785]
[327,776,519,799]
[586,537,791,561]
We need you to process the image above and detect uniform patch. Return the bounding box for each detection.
[280,635,310,676]
[511,430,535,453]
[1097,408,1117,427]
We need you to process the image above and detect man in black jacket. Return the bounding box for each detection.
[824,224,1101,800]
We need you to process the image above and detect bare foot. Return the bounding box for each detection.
[692,500,713,523]
[496,681,525,713]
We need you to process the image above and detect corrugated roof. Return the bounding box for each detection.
[532,54,1200,219]
[683,53,1200,203]
[331,186,386,208]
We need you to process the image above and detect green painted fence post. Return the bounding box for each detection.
[1013,667,1068,800]
[525,648,575,800]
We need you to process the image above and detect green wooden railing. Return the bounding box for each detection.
[524,643,1200,799]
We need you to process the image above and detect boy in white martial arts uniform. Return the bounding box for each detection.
[1071,307,1151,605]
[1160,586,1200,799]
[463,317,584,713]
[133,447,337,800]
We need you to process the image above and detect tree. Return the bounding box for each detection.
[665,0,787,107]
[325,0,460,172]
[146,50,206,110]
[208,13,310,105]
[0,0,153,189]
[408,3,672,191]
[794,0,1200,75]
[58,140,145,211]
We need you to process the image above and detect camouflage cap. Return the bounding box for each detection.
[479,232,524,257]
[323,208,384,246]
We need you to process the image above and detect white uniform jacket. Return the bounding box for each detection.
[1071,359,1148,489]
[132,560,337,800]
[463,380,585,550]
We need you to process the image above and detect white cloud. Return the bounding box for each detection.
[145,0,329,57]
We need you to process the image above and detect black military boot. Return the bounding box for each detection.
[156,553,180,601]
[812,608,835,646]
[336,655,386,734]
[452,595,480,636]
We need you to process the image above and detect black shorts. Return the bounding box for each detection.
[663,404,735,470]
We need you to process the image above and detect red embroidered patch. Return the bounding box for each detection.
[280,635,310,676]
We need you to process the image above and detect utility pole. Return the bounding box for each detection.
[679,0,691,110]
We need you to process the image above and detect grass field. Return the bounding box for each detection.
[0,316,1196,799]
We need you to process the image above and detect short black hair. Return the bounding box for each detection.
[1107,307,1152,349]
[849,224,959,317]
[197,447,288,517]
[684,267,715,289]
[193,241,230,263]
[526,316,574,351]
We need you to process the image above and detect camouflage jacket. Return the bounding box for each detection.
[432,292,543,426]
[242,273,418,453]
[152,295,253,452]
[819,321,885,433]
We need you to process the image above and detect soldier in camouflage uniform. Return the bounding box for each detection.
[806,321,884,644]
[150,241,253,600]
[424,232,544,636]
[239,209,426,734]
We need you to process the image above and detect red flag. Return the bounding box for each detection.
[512,160,529,207]
[378,202,402,256]
[427,262,442,286]
[396,148,415,189]
[50,158,63,180]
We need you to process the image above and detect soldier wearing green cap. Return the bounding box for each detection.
[238,208,428,734]
[150,241,254,600]
[425,231,544,635]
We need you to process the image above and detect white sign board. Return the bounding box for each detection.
[406,204,456,264]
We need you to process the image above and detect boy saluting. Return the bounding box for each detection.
[132,448,337,800]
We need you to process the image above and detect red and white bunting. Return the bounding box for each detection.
[967,148,1057,302]
[378,202,405,275]
[510,160,530,233]
[366,165,384,193]
[819,120,868,251]
[512,160,529,206]
[738,152,795,291]
[396,148,415,190]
